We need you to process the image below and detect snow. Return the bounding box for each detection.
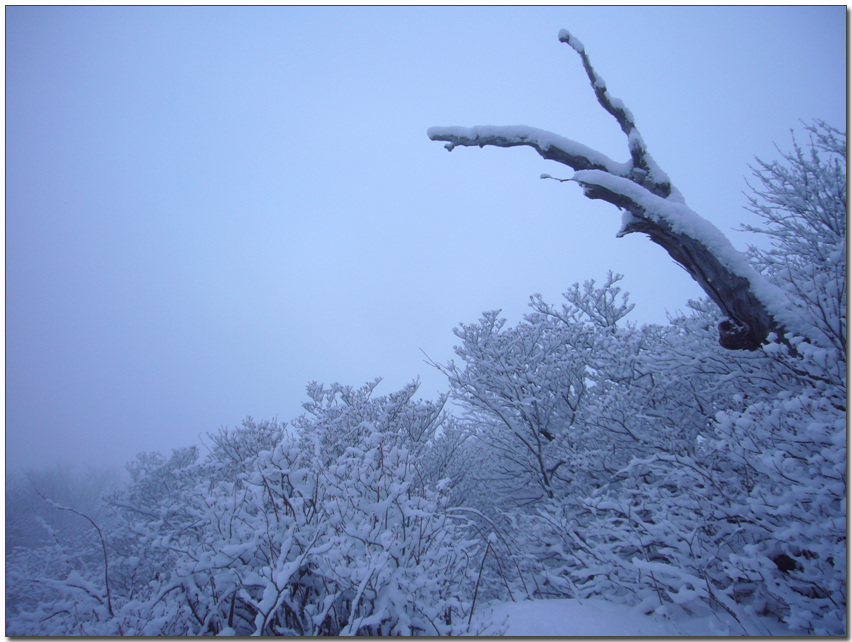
[557,29,584,54]
[476,598,791,637]
[476,598,697,636]
[427,125,630,176]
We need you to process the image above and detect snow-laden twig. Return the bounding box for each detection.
[35,490,114,618]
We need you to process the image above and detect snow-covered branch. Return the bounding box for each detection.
[428,29,792,350]
[427,125,629,177]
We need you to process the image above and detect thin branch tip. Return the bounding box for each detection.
[558,29,583,53]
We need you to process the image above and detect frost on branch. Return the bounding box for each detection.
[428,29,791,350]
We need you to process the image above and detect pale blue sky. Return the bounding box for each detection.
[6,7,846,471]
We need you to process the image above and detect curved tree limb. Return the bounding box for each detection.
[36,490,114,617]
[428,29,789,350]
[571,170,778,349]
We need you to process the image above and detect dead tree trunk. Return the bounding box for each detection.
[428,29,786,350]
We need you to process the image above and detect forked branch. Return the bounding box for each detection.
[428,29,788,350]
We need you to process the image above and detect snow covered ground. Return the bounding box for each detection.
[474,598,792,637]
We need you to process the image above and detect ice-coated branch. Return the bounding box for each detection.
[428,29,789,350]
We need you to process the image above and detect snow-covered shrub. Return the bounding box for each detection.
[438,122,845,635]
[743,121,846,361]
[6,513,116,635]
[549,124,845,634]
[438,273,634,512]
[6,382,479,636]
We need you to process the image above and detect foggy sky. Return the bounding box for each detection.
[6,6,846,472]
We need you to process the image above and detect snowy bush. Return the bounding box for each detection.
[6,382,481,636]
[439,122,845,635]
